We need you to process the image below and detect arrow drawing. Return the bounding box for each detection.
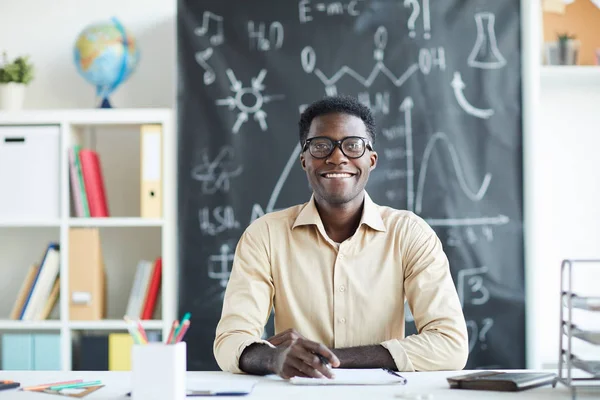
[399,97,415,212]
[451,72,494,119]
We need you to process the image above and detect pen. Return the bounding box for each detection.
[316,353,331,368]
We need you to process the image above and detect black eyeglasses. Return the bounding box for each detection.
[303,136,373,159]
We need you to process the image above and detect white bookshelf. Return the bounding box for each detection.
[540,65,600,82]
[0,108,177,371]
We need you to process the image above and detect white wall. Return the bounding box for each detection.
[0,0,176,109]
[2,0,598,370]
[529,74,600,369]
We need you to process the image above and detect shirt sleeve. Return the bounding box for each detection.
[381,216,469,371]
[213,224,276,373]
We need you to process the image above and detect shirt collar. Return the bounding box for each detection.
[292,191,386,232]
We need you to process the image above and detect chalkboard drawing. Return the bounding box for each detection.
[301,26,422,96]
[467,12,506,69]
[216,69,285,134]
[457,266,490,308]
[208,244,235,288]
[450,72,494,119]
[195,48,216,85]
[190,146,243,194]
[298,0,362,23]
[250,143,303,224]
[414,131,492,214]
[194,11,224,46]
[466,318,494,352]
[194,11,224,85]
[198,206,240,236]
[404,0,431,39]
[248,21,284,51]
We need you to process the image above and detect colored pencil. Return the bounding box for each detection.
[166,320,179,344]
[48,380,102,391]
[174,320,191,343]
[21,380,83,391]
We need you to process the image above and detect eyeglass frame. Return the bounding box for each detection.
[302,136,374,159]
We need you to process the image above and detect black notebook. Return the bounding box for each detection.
[447,371,557,392]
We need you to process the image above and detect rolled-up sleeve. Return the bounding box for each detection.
[381,218,469,371]
[213,224,275,373]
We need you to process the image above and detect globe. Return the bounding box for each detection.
[74,17,140,108]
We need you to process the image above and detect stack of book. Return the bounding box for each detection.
[10,243,60,321]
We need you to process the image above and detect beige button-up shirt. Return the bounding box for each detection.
[214,191,469,373]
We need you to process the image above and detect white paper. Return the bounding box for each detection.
[289,368,407,385]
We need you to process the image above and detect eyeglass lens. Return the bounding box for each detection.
[309,137,366,158]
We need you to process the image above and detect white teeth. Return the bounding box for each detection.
[324,173,352,178]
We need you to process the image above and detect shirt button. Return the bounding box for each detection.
[338,254,344,259]
[339,285,346,292]
[339,318,346,324]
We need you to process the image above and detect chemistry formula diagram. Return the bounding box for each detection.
[189,0,514,350]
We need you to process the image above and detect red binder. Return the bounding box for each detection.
[79,150,109,217]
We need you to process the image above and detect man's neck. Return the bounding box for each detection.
[314,192,365,244]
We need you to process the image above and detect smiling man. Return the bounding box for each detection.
[214,95,469,379]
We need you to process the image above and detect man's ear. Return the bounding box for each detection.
[369,150,378,171]
[300,153,307,170]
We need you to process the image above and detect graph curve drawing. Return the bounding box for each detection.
[415,132,492,214]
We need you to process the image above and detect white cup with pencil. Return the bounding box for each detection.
[128,313,191,400]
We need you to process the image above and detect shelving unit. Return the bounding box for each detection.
[0,108,176,371]
[555,259,600,399]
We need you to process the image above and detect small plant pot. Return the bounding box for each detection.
[544,40,580,65]
[0,82,26,110]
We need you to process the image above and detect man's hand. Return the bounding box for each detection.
[270,336,340,380]
[267,328,305,346]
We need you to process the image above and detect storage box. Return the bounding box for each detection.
[0,125,61,220]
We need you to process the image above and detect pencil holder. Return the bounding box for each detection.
[131,341,187,400]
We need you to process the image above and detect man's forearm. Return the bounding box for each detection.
[239,343,276,375]
[333,345,397,370]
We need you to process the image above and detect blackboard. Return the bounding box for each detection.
[177,0,524,371]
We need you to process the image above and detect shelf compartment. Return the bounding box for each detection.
[571,355,600,378]
[563,294,600,312]
[572,327,600,346]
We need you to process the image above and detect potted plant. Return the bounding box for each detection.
[0,52,34,110]
[544,32,580,66]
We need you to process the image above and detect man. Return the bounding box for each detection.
[214,95,469,379]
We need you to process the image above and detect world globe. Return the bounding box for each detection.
[74,17,140,108]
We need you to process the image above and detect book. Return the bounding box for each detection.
[447,371,557,392]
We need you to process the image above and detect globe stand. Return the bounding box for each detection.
[99,97,112,109]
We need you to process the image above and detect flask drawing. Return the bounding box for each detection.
[467,12,506,69]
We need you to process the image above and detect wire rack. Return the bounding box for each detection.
[554,259,600,400]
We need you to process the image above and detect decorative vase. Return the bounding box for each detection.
[544,40,580,66]
[0,82,26,110]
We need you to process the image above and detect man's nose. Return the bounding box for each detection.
[326,144,348,164]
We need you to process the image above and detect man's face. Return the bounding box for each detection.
[300,113,378,206]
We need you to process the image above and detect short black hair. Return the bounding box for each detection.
[298,95,376,145]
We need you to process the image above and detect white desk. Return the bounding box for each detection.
[0,370,598,399]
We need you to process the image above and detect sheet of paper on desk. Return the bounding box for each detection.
[186,380,258,396]
[289,369,407,385]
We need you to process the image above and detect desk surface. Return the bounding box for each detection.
[0,370,598,399]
